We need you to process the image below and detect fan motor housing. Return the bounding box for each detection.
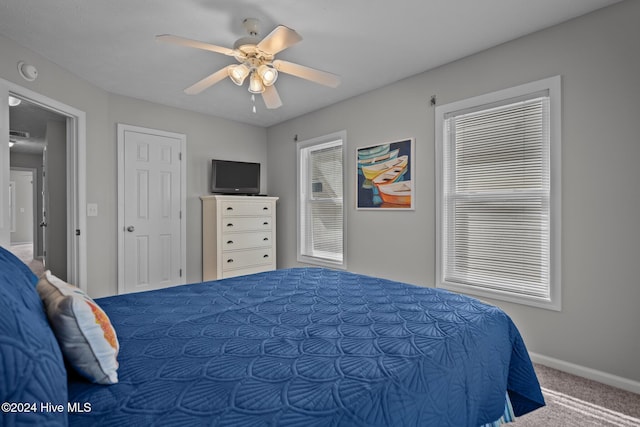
[233,39,274,65]
[233,36,260,51]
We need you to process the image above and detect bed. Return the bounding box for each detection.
[1,246,544,426]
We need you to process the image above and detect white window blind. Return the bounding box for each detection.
[298,134,345,267]
[437,77,561,310]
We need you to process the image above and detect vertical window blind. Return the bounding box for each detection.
[441,93,551,300]
[299,139,344,265]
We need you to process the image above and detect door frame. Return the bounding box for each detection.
[0,78,86,289]
[116,123,186,294]
[9,167,38,251]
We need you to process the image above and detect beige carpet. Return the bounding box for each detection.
[513,364,640,426]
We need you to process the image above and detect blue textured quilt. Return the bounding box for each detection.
[67,268,544,426]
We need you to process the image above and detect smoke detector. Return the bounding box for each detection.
[18,61,38,81]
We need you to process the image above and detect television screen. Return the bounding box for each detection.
[211,159,260,195]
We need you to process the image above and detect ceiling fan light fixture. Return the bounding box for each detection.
[257,64,278,86]
[228,64,250,85]
[248,71,265,94]
[157,19,340,109]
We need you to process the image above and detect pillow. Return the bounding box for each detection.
[0,246,68,427]
[37,270,119,384]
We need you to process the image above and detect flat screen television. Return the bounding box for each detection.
[210,159,261,195]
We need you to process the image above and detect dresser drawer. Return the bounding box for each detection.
[222,248,273,271]
[221,264,273,279]
[201,195,278,282]
[221,216,272,232]
[221,201,274,217]
[221,231,272,251]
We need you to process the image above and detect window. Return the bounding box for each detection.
[436,76,561,310]
[297,131,346,268]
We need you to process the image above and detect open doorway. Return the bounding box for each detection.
[1,80,86,290]
[9,95,67,278]
[8,167,44,276]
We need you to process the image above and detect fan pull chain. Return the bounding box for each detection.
[251,94,257,113]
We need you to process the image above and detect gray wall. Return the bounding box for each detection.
[0,33,266,298]
[1,0,637,385]
[46,120,67,280]
[106,93,267,288]
[267,1,640,383]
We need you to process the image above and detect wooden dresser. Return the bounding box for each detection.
[201,195,278,280]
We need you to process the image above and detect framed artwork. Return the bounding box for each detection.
[356,137,415,210]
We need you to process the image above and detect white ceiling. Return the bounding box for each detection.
[0,0,621,128]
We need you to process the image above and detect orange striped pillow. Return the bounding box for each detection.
[37,271,119,384]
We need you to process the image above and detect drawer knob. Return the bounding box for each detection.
[263,237,269,241]
[263,254,269,258]
[263,222,269,225]
[227,223,234,227]
[263,207,269,210]
[227,259,234,263]
[227,240,234,244]
[226,207,233,211]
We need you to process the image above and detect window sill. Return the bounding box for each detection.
[297,255,346,270]
[437,281,561,311]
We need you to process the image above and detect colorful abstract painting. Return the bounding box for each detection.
[356,138,414,210]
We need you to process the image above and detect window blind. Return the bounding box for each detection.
[300,140,343,263]
[442,95,551,300]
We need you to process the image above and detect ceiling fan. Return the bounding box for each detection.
[156,18,340,109]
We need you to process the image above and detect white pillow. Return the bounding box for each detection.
[37,271,119,384]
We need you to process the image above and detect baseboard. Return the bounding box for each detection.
[529,352,640,395]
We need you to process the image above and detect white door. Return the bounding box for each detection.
[118,125,186,294]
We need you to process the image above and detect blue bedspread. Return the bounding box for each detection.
[67,268,544,426]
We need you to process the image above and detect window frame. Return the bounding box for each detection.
[435,76,562,310]
[296,130,347,269]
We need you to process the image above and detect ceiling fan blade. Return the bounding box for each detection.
[156,34,236,56]
[262,85,283,109]
[257,25,302,55]
[273,60,340,88]
[184,66,231,95]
